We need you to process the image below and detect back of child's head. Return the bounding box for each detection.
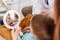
[31,15,55,40]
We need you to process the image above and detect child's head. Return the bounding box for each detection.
[31,15,55,40]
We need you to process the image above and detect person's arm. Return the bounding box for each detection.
[2,0,8,10]
[22,27,31,34]
[11,27,19,40]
